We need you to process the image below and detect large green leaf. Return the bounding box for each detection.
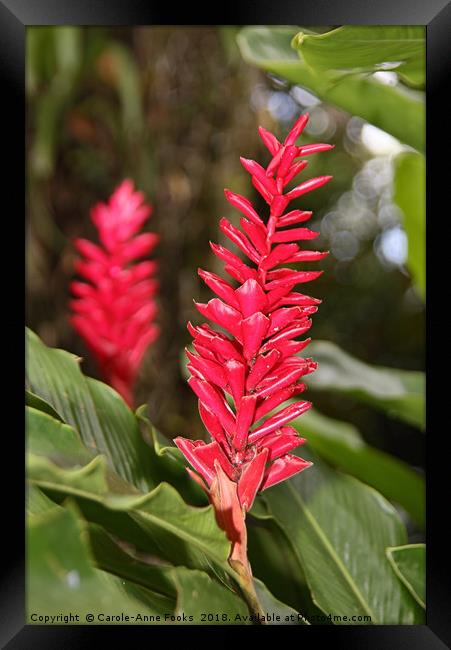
[26,395,231,576]
[236,27,424,152]
[172,568,249,623]
[252,579,308,624]
[292,26,425,88]
[27,484,60,517]
[26,328,205,503]
[306,340,425,430]
[135,405,208,506]
[27,407,301,622]
[386,544,425,609]
[28,452,231,575]
[87,522,175,604]
[26,389,63,421]
[259,451,424,624]
[27,506,164,622]
[88,524,252,621]
[27,406,94,468]
[294,408,425,529]
[247,513,323,618]
[26,328,155,491]
[393,151,426,298]
[88,520,300,624]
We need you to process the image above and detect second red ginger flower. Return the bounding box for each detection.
[176,113,333,512]
[70,179,159,407]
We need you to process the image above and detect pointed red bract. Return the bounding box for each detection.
[70,179,159,406]
[178,114,332,511]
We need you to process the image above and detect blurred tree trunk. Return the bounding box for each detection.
[134,27,263,439]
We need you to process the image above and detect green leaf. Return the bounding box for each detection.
[88,523,264,621]
[26,389,63,421]
[27,404,197,555]
[27,406,94,468]
[253,579,309,624]
[386,544,425,609]
[260,451,424,624]
[172,568,249,623]
[87,523,176,614]
[26,328,156,491]
[136,405,209,506]
[27,484,60,517]
[306,340,425,429]
[247,513,322,617]
[88,519,302,624]
[294,408,425,529]
[292,26,425,89]
[28,452,231,575]
[27,29,82,179]
[26,409,302,621]
[27,506,162,622]
[53,27,82,81]
[236,27,424,152]
[393,151,425,298]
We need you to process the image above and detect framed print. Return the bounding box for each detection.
[1,0,449,646]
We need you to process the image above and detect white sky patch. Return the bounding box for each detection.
[267,91,297,122]
[376,226,408,266]
[361,124,404,156]
[290,85,321,107]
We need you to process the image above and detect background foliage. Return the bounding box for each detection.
[26,26,425,624]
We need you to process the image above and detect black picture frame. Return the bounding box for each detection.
[3,1,449,647]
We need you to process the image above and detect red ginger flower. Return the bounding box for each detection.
[175,113,332,535]
[70,179,159,407]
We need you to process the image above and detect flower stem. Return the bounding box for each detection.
[230,555,266,623]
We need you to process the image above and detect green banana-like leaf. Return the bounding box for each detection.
[27,406,300,622]
[236,27,424,152]
[88,523,255,621]
[247,513,324,619]
[258,450,424,624]
[26,327,156,491]
[291,26,425,89]
[386,544,425,609]
[172,568,249,623]
[87,522,175,604]
[27,406,95,467]
[26,328,205,503]
[27,402,231,572]
[252,579,308,624]
[306,340,425,430]
[88,521,303,624]
[27,484,59,517]
[26,389,63,421]
[27,506,165,622]
[28,451,231,575]
[393,151,426,299]
[135,405,208,506]
[294,408,425,529]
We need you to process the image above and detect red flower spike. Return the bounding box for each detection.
[70,179,159,406]
[258,126,281,156]
[237,448,269,510]
[178,115,331,582]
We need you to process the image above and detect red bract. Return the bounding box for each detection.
[70,179,159,407]
[176,113,332,529]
